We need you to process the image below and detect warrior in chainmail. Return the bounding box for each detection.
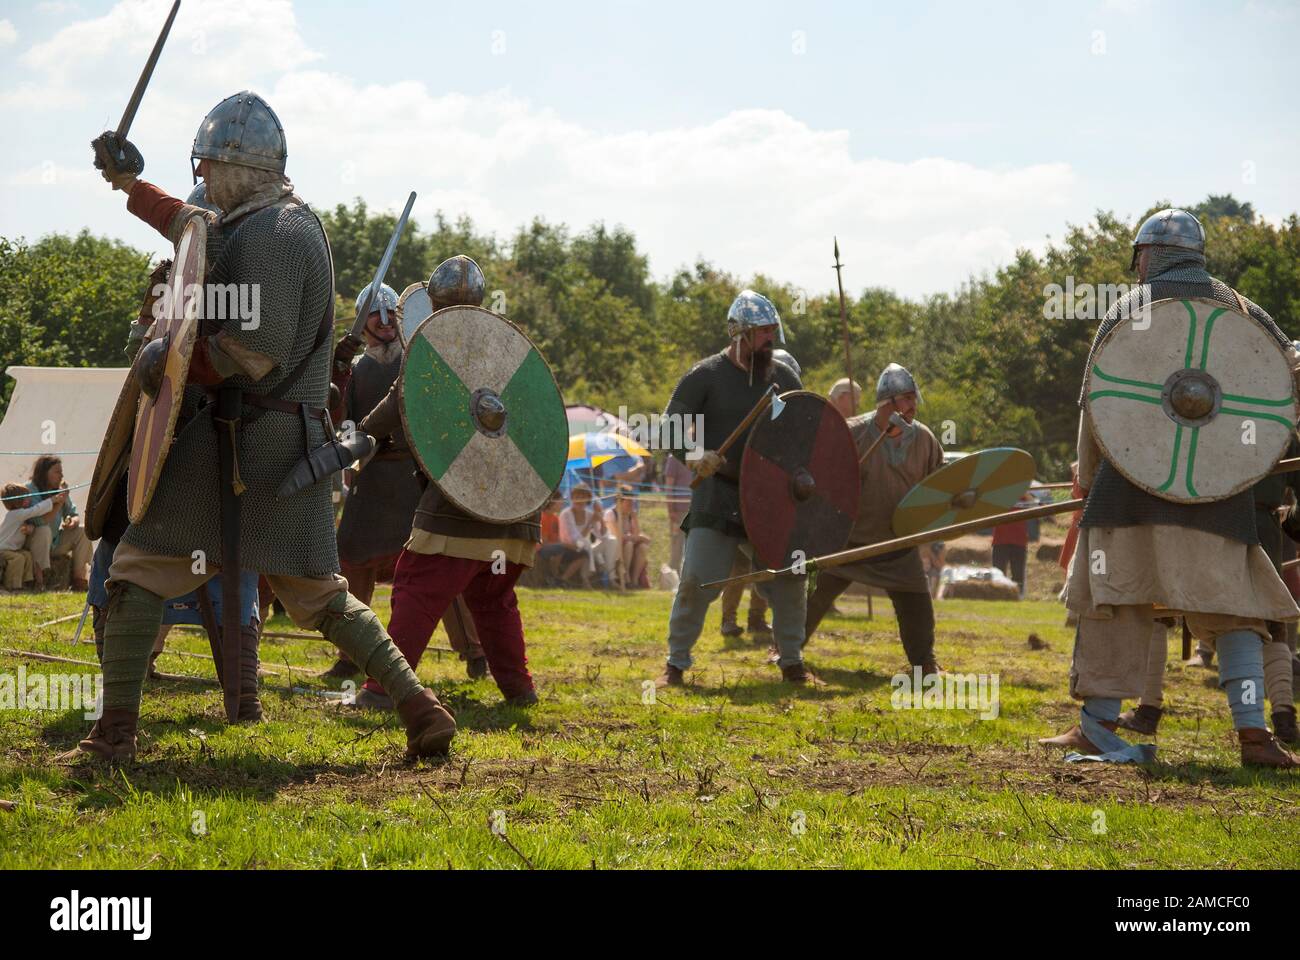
[655,290,815,688]
[1041,208,1300,767]
[321,275,488,681]
[67,91,458,763]
[340,255,538,710]
[85,244,263,712]
[799,363,945,676]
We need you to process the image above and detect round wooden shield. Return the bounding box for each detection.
[85,366,141,541]
[892,447,1035,538]
[127,216,205,523]
[395,281,431,346]
[1085,297,1298,503]
[400,305,567,522]
[740,391,860,569]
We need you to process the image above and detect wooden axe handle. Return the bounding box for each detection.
[689,388,776,490]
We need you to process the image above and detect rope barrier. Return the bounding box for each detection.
[0,481,91,502]
[0,450,100,456]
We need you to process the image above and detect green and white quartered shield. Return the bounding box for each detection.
[1086,297,1298,504]
[400,305,568,522]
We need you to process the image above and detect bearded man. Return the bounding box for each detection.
[69,91,457,762]
[656,290,814,687]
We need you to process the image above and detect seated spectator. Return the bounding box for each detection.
[1,481,54,591]
[24,456,92,591]
[558,485,608,587]
[605,486,652,589]
[536,493,571,585]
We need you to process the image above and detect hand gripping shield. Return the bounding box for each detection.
[400,305,568,522]
[1085,297,1298,503]
[739,391,860,569]
[126,215,206,522]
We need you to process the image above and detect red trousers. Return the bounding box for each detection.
[363,551,533,699]
[340,552,399,607]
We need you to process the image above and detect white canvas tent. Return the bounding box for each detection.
[0,366,129,512]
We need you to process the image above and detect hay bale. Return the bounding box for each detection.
[941,577,1020,601]
[1036,538,1065,562]
[943,535,990,565]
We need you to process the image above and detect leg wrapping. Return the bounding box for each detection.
[101,583,165,711]
[315,592,423,705]
[1217,630,1267,731]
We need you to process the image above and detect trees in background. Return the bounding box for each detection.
[3,196,1296,482]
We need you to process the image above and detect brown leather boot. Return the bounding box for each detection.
[918,660,945,678]
[781,662,824,686]
[1239,726,1300,767]
[320,656,360,679]
[719,619,743,638]
[505,688,539,707]
[656,664,685,688]
[747,616,772,640]
[1272,707,1299,745]
[1116,704,1162,736]
[57,708,139,763]
[1038,719,1118,753]
[397,689,457,759]
[466,655,489,680]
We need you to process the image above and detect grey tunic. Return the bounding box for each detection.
[662,352,802,539]
[123,200,339,577]
[336,347,423,565]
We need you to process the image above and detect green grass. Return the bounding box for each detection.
[1,509,1297,868]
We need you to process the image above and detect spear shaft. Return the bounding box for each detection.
[832,237,856,414]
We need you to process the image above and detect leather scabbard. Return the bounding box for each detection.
[215,385,244,722]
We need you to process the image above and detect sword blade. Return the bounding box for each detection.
[116,0,181,138]
[70,597,92,646]
[349,190,417,339]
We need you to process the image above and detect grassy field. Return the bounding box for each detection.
[1,508,1297,869]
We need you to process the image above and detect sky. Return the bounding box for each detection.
[1,0,1298,299]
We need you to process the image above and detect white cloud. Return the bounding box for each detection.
[0,0,1081,298]
[20,0,318,85]
[263,75,1076,297]
[0,19,18,46]
[5,161,99,188]
[35,1,84,14]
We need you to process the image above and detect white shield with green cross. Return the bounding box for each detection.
[399,305,568,522]
[1086,297,1298,503]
